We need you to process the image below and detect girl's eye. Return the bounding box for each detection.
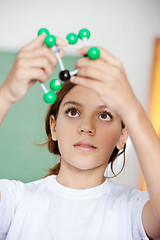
[99,112,112,121]
[65,108,79,118]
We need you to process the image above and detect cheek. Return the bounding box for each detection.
[98,126,121,151]
[56,118,74,139]
[55,119,75,153]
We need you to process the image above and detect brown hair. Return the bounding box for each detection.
[43,82,126,177]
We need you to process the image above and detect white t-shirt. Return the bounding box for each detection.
[0,175,149,240]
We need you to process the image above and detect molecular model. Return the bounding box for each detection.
[37,28,100,104]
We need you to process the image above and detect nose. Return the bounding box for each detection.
[77,118,96,136]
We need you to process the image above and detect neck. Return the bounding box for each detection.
[56,160,107,190]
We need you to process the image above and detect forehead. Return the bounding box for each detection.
[61,85,105,107]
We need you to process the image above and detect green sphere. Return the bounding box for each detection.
[78,28,90,40]
[66,33,78,45]
[37,28,49,36]
[43,91,57,104]
[50,79,62,91]
[87,47,100,60]
[44,34,56,47]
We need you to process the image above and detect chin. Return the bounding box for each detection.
[69,161,105,171]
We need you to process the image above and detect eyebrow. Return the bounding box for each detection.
[63,101,108,110]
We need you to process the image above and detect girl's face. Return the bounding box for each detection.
[50,85,127,170]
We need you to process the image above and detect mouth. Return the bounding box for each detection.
[73,141,97,151]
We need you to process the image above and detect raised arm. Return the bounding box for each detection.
[0,34,68,126]
[71,46,160,239]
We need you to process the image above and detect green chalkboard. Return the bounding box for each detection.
[0,51,79,182]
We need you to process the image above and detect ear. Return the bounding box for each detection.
[50,115,58,141]
[116,128,128,150]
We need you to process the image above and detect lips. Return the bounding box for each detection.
[74,141,97,150]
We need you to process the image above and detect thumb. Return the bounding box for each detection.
[23,34,46,50]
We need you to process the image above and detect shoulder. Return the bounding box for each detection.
[0,175,54,198]
[0,179,25,199]
[24,175,55,193]
[107,181,150,238]
[107,181,149,206]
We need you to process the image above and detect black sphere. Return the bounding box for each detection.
[59,70,71,82]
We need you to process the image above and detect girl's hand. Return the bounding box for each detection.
[0,34,68,104]
[71,46,138,120]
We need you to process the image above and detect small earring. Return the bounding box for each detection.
[59,156,62,164]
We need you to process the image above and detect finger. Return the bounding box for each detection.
[70,76,104,97]
[18,47,58,67]
[77,46,122,67]
[76,57,116,74]
[23,34,68,51]
[59,48,65,58]
[17,57,55,77]
[76,66,110,83]
[21,68,49,83]
[23,34,46,51]
[56,36,69,47]
[28,79,37,90]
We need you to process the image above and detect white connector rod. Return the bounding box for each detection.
[52,46,65,71]
[40,83,48,93]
